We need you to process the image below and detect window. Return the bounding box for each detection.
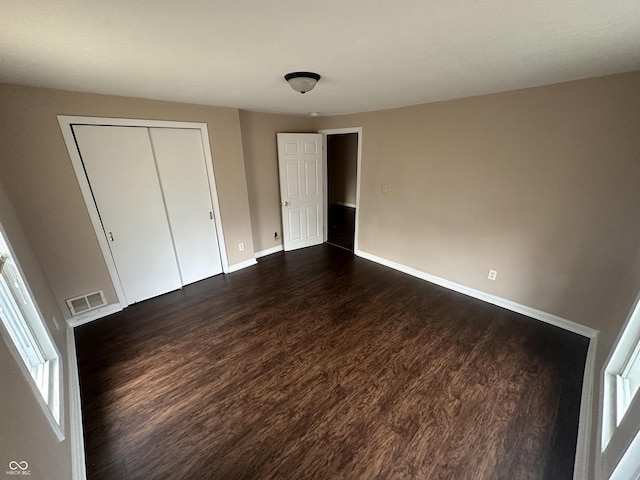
[619,342,640,421]
[0,227,61,436]
[603,297,640,450]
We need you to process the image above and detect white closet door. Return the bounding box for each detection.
[149,128,223,285]
[73,125,182,304]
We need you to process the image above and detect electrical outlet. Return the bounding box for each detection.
[52,315,60,331]
[238,243,245,252]
[488,269,498,281]
[381,184,389,193]
[274,232,279,240]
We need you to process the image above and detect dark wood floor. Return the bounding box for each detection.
[75,245,589,480]
[327,204,355,251]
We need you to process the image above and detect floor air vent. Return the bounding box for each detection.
[66,290,106,316]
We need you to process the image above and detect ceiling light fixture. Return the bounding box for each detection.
[284,72,321,94]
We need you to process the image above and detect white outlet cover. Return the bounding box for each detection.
[488,269,498,280]
[239,243,245,251]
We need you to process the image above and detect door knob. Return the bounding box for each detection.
[282,201,290,207]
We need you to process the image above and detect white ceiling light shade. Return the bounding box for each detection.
[284,72,321,94]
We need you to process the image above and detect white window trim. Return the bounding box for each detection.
[609,427,640,480]
[601,293,640,479]
[0,224,64,441]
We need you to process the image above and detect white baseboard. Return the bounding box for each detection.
[355,249,599,339]
[574,334,598,480]
[67,303,122,327]
[227,258,258,273]
[255,245,284,258]
[66,326,87,480]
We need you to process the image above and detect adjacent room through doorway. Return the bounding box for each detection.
[326,133,358,251]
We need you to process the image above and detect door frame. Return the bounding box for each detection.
[57,116,229,308]
[319,127,363,254]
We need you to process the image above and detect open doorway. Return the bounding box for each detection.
[322,129,361,252]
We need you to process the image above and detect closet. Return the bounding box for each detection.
[72,125,223,305]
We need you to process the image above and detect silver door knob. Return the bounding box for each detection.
[282,201,290,207]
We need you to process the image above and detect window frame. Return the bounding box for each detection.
[619,342,640,413]
[0,224,63,441]
[603,296,640,450]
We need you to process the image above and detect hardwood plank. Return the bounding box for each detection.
[75,244,588,479]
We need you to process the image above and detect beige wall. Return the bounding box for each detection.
[327,133,358,206]
[0,83,255,317]
[239,71,640,334]
[239,110,314,253]
[315,72,640,333]
[0,178,72,479]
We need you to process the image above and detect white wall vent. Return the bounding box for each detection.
[66,290,106,316]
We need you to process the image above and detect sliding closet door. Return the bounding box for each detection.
[73,125,182,304]
[149,128,223,285]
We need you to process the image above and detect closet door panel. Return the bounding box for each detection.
[73,125,182,304]
[149,128,223,285]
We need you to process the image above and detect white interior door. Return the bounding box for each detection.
[149,128,223,285]
[72,125,182,304]
[277,133,324,251]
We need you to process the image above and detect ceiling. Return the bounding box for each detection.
[2,0,639,116]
